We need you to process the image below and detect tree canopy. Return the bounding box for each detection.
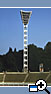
[0,42,51,72]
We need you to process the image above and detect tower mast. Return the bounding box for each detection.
[20,10,32,72]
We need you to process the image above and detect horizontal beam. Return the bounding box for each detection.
[24,30,27,32]
[24,59,27,62]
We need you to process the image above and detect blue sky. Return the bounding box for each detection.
[0,8,51,54]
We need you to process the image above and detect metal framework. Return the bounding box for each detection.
[20,10,32,72]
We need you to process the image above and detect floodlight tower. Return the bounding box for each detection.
[20,10,32,72]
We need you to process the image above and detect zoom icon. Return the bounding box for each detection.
[29,79,50,94]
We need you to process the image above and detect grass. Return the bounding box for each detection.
[46,75,51,83]
[25,72,49,83]
[0,73,4,82]
[0,72,51,86]
[5,72,27,82]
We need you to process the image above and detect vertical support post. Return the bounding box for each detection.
[23,25,28,72]
[20,10,32,72]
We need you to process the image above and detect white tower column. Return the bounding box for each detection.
[23,25,28,72]
[20,10,32,72]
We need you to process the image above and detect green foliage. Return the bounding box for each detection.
[0,42,51,72]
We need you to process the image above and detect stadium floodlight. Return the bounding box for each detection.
[20,10,32,72]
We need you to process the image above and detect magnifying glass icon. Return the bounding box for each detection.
[36,79,50,94]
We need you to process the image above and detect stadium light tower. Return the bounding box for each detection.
[20,10,32,72]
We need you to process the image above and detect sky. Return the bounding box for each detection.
[0,8,51,54]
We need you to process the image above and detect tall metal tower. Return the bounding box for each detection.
[20,10,32,72]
